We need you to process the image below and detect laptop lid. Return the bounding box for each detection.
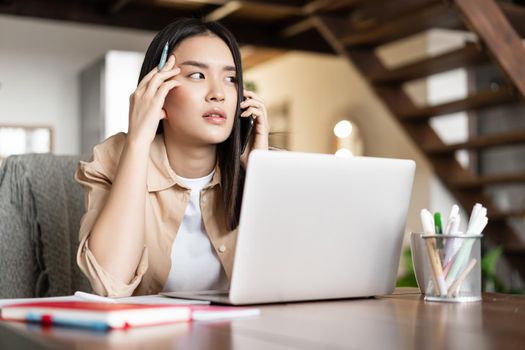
[229,151,415,305]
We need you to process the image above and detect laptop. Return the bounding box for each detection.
[162,150,415,305]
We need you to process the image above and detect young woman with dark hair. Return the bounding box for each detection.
[75,18,269,297]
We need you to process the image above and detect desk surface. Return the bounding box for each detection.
[1,289,524,350]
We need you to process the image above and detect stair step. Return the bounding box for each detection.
[340,2,463,47]
[424,129,525,154]
[503,245,525,255]
[449,171,525,189]
[489,209,525,221]
[399,86,518,121]
[368,43,486,84]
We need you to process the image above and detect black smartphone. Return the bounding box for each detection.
[240,103,255,155]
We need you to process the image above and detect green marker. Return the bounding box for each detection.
[434,212,443,249]
[157,41,169,70]
[434,212,443,234]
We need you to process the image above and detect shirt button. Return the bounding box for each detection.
[219,244,226,253]
[202,196,207,203]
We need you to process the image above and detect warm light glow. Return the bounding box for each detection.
[333,120,353,138]
[335,148,353,157]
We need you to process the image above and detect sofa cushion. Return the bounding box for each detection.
[0,154,91,297]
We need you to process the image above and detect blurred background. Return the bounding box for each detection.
[1,0,524,293]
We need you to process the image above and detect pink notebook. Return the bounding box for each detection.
[1,301,191,330]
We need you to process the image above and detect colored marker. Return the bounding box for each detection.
[421,209,448,296]
[434,212,444,249]
[434,212,443,234]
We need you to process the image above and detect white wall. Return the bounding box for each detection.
[104,51,145,139]
[0,15,154,154]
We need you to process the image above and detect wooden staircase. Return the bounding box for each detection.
[308,0,525,278]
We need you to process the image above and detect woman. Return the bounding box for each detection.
[75,18,269,297]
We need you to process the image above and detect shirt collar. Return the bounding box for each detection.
[147,133,222,192]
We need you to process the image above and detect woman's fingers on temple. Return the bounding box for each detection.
[144,68,180,97]
[138,55,177,91]
[150,80,180,119]
[157,80,181,99]
[137,64,163,90]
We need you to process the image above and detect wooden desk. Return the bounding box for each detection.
[1,289,524,349]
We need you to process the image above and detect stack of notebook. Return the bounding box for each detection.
[0,301,260,331]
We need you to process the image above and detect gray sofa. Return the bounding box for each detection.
[0,154,91,298]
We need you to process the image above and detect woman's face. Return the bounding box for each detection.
[163,34,238,146]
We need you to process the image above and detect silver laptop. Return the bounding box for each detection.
[162,150,415,305]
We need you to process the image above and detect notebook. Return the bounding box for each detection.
[0,301,260,330]
[162,150,416,305]
[1,301,191,330]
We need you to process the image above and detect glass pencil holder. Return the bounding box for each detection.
[410,232,482,303]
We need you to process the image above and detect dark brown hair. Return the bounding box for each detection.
[138,18,244,230]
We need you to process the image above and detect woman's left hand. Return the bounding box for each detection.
[240,89,269,167]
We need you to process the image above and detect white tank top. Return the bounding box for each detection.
[162,169,228,292]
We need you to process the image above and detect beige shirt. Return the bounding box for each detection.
[75,132,238,297]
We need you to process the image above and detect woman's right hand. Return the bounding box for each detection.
[128,54,181,145]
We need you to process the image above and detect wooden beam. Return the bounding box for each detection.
[454,0,525,97]
[303,0,341,14]
[203,1,242,22]
[236,1,304,16]
[158,0,226,5]
[281,17,316,38]
[349,0,440,30]
[222,19,335,53]
[338,2,464,47]
[138,0,305,17]
[108,0,133,14]
[0,0,334,54]
[302,0,364,14]
[311,15,348,55]
[0,0,196,31]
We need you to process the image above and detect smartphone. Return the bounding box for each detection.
[239,99,255,155]
[240,114,255,155]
